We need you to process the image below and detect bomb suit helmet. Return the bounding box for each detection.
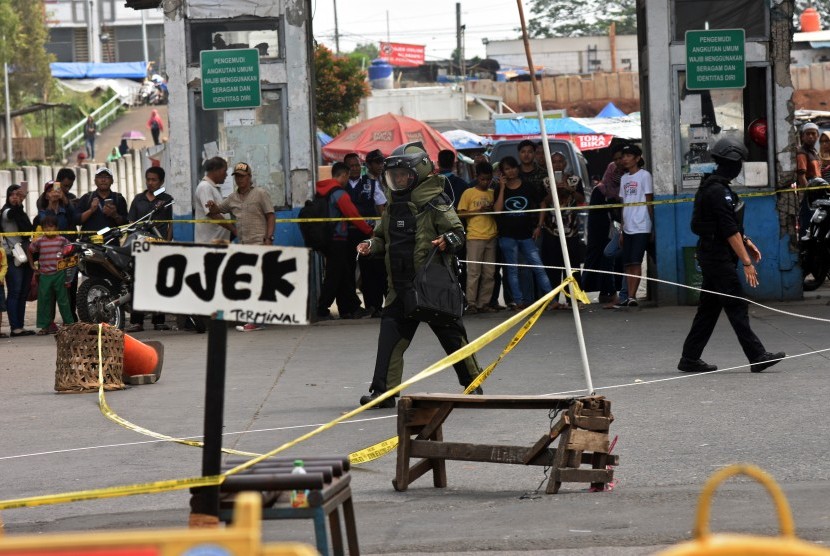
[384,142,434,192]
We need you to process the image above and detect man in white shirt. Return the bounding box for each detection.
[193,157,233,244]
[614,144,653,309]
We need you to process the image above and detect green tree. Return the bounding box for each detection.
[347,42,380,67]
[315,45,369,136]
[528,0,636,38]
[0,0,54,107]
[795,0,830,30]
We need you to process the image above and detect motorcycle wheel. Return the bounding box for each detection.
[802,250,829,291]
[77,278,126,329]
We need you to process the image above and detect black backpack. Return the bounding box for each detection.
[298,188,339,251]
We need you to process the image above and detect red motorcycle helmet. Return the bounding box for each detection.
[748,118,767,148]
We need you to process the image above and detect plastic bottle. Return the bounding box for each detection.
[290,459,309,508]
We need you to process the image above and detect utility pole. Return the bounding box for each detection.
[455,3,461,77]
[333,0,340,54]
[3,34,12,164]
[141,10,150,72]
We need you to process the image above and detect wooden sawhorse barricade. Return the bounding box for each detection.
[393,394,617,494]
[219,456,359,556]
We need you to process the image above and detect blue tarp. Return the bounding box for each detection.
[316,130,333,146]
[597,102,627,118]
[494,117,596,135]
[51,62,148,79]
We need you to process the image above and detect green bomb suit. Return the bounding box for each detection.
[366,174,482,397]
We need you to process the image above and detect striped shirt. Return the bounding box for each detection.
[29,236,69,275]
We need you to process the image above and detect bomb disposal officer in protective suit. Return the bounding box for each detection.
[356,143,482,408]
[678,137,785,374]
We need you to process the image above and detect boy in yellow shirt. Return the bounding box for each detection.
[457,162,498,313]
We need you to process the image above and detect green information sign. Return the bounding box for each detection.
[200,48,261,110]
[685,29,745,90]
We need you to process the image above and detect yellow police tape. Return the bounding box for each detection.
[96,326,262,458]
[1,182,826,237]
[0,278,586,509]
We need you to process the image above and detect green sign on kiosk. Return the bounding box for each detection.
[685,29,745,90]
[200,48,262,110]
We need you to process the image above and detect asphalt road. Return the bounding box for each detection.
[0,291,829,554]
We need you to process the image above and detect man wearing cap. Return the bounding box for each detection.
[77,167,128,232]
[205,162,275,246]
[346,150,388,316]
[796,122,822,231]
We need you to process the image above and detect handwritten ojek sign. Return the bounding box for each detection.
[133,242,310,325]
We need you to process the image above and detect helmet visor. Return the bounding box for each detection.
[385,168,417,191]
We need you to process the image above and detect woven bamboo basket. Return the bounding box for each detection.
[55,323,125,393]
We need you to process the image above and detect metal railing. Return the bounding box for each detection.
[60,94,125,157]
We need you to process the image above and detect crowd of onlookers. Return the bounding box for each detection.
[314,139,653,320]
[0,139,655,335]
[0,166,174,338]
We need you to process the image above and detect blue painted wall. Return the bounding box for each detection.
[653,193,801,304]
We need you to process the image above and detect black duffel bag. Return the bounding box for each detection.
[403,245,464,326]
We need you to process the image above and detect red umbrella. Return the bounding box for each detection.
[322,113,456,162]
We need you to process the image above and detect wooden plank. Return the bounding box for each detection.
[431,423,447,488]
[415,403,453,441]
[406,442,618,469]
[557,468,613,484]
[522,415,569,464]
[567,429,610,453]
[546,427,571,494]
[568,76,582,101]
[393,397,413,492]
[591,452,610,491]
[405,393,598,410]
[594,73,608,99]
[404,407,440,427]
[555,76,570,102]
[406,458,434,485]
[606,73,620,98]
[411,440,530,464]
[572,415,612,431]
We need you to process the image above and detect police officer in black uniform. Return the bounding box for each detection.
[347,149,387,316]
[678,137,785,373]
[356,143,482,408]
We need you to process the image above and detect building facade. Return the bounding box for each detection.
[44,0,165,66]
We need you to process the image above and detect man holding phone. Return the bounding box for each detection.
[77,167,128,232]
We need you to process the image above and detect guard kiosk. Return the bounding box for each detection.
[127,0,317,245]
[637,0,801,302]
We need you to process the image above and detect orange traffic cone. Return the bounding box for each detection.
[123,334,164,385]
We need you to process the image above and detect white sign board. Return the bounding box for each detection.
[133,242,310,325]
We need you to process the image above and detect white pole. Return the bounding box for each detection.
[515,0,594,394]
[141,10,149,70]
[3,35,11,164]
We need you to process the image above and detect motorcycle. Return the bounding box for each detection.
[799,178,830,291]
[64,192,206,332]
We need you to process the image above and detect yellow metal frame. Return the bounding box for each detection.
[658,464,830,555]
[0,493,316,556]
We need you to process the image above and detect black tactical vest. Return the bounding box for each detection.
[348,176,378,217]
[387,191,418,291]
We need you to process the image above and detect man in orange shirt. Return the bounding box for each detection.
[796,122,822,231]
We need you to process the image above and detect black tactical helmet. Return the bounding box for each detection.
[709,137,748,162]
[383,142,434,192]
